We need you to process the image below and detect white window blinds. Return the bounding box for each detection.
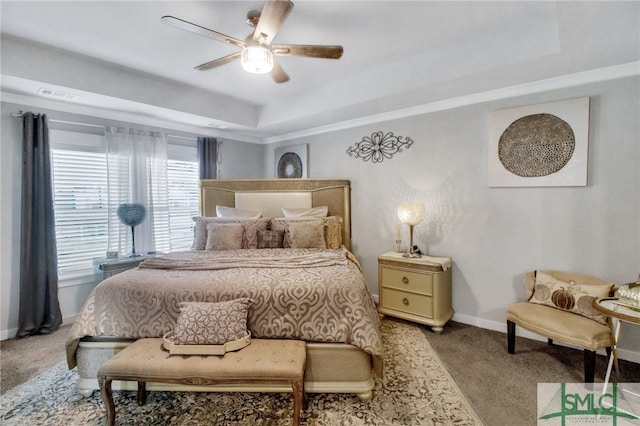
[50,129,109,279]
[49,127,200,285]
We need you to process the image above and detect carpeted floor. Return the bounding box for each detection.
[1,319,482,425]
[2,318,639,425]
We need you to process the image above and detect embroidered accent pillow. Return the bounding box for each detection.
[205,223,244,250]
[257,230,284,249]
[173,299,253,345]
[528,271,613,324]
[192,217,269,249]
[324,215,343,249]
[271,216,342,249]
[288,219,327,249]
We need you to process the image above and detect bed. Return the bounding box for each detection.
[66,179,382,402]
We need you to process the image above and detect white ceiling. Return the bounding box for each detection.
[1,1,639,143]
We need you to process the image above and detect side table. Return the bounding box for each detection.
[94,255,153,283]
[377,251,453,333]
[592,298,640,388]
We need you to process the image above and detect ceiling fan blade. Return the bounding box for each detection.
[253,0,294,45]
[271,61,290,84]
[194,52,242,71]
[162,16,245,48]
[272,44,344,59]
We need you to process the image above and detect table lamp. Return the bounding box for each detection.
[117,203,146,257]
[397,202,426,258]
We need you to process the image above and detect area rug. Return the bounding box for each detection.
[0,319,483,425]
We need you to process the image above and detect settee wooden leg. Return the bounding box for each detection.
[548,339,553,346]
[507,320,516,354]
[584,350,596,383]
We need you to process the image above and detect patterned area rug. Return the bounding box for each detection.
[0,319,483,425]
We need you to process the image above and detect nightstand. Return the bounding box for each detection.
[94,255,153,282]
[377,251,453,333]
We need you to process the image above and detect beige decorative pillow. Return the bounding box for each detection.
[324,215,343,249]
[205,223,244,250]
[271,216,342,249]
[257,230,284,249]
[529,271,613,324]
[288,219,327,249]
[173,299,253,345]
[192,217,269,249]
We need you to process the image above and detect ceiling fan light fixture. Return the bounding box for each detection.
[241,46,273,74]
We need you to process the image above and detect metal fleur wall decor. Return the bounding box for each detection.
[346,131,414,163]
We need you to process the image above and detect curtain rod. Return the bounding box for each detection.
[11,111,105,129]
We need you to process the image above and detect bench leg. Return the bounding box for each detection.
[292,379,304,426]
[137,381,147,406]
[99,376,115,426]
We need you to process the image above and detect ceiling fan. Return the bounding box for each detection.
[162,0,344,84]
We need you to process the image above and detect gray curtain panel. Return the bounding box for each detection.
[17,112,62,338]
[197,137,217,179]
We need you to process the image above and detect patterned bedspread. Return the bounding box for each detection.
[66,248,382,374]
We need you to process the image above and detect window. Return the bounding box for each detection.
[49,126,200,286]
[166,136,199,251]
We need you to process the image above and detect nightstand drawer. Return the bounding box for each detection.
[380,267,432,295]
[381,288,433,318]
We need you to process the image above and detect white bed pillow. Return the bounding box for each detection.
[282,206,328,218]
[216,205,262,219]
[205,223,244,250]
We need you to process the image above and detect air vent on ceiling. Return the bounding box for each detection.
[38,87,78,101]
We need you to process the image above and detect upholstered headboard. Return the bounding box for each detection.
[199,179,352,250]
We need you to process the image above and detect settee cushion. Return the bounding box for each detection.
[528,271,613,324]
[506,302,611,350]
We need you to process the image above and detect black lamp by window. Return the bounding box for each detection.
[116,203,146,257]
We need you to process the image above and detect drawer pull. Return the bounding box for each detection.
[402,297,409,306]
[402,276,409,284]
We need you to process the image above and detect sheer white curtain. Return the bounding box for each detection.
[105,127,169,256]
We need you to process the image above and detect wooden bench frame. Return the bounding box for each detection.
[98,339,306,426]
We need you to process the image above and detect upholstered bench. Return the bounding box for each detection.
[97,338,306,426]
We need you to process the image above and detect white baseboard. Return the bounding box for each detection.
[452,312,640,364]
[0,314,77,341]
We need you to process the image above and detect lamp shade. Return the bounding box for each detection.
[241,46,274,74]
[117,203,146,227]
[397,202,426,226]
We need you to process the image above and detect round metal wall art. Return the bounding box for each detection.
[498,113,575,177]
[277,152,303,178]
[346,131,414,163]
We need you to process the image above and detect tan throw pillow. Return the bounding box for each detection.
[257,230,284,249]
[205,223,244,250]
[193,217,269,249]
[173,299,253,345]
[324,215,343,249]
[288,219,327,249]
[271,216,342,249]
[529,271,613,324]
